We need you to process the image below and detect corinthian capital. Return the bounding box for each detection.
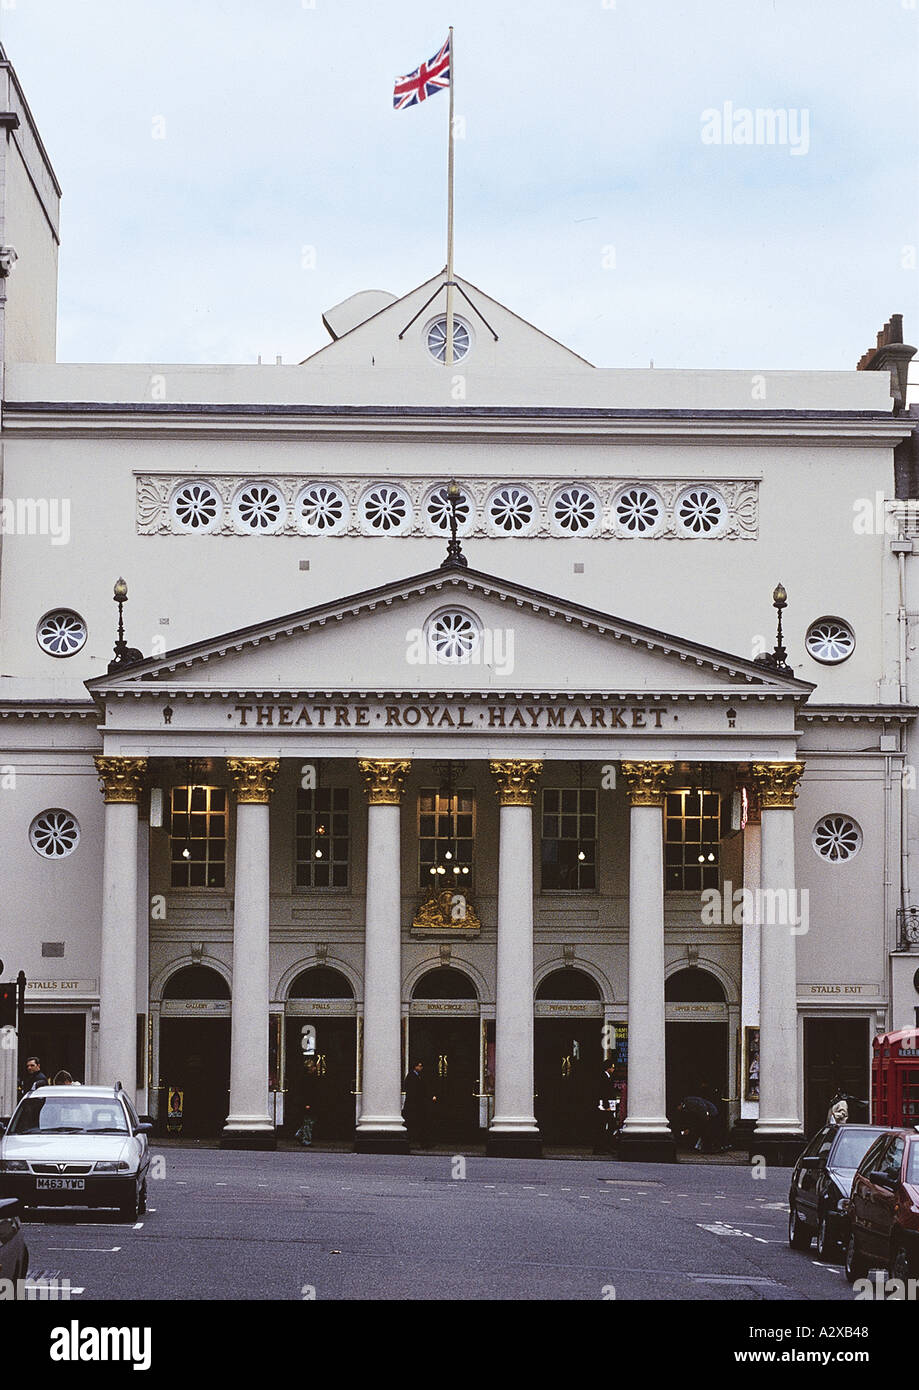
[489,760,542,806]
[620,761,674,807]
[751,761,805,809]
[94,756,148,804]
[358,759,411,805]
[227,758,280,803]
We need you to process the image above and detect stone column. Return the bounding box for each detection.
[620,761,676,1162]
[94,756,147,1101]
[739,787,762,1130]
[355,759,411,1153]
[752,761,806,1163]
[487,759,542,1158]
[222,758,279,1149]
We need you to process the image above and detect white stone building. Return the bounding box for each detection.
[1,44,916,1159]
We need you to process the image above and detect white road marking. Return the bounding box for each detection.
[49,1251,120,1262]
[133,1222,143,1230]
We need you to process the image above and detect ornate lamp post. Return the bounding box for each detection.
[440,479,468,568]
[107,578,145,672]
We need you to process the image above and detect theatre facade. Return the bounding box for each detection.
[2,41,918,1158]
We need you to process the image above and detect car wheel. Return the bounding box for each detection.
[816,1211,839,1260]
[788,1204,813,1251]
[844,1228,869,1284]
[891,1242,912,1283]
[138,1180,147,1216]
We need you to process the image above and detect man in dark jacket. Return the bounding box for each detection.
[25,1056,48,1091]
[402,1061,435,1147]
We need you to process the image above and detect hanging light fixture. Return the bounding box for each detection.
[697,765,717,864]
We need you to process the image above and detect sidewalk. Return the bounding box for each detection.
[151,1134,752,1163]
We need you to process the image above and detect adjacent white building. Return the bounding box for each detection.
[1,43,917,1159]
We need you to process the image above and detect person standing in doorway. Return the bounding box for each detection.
[402,1061,435,1148]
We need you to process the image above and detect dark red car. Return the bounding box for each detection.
[844,1128,919,1283]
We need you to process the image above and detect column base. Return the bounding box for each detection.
[618,1130,678,1163]
[220,1127,277,1151]
[354,1129,411,1155]
[748,1132,807,1166]
[485,1131,543,1159]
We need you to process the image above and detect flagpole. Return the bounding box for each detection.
[445,25,455,367]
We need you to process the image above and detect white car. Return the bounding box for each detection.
[0,1084,151,1219]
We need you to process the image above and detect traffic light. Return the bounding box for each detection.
[0,983,16,1029]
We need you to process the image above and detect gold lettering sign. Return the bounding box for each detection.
[231,700,670,732]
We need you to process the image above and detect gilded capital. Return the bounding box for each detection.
[227,758,280,803]
[94,756,148,804]
[489,760,542,806]
[358,759,411,805]
[620,761,674,807]
[751,761,805,809]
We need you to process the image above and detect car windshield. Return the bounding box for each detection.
[7,1097,128,1136]
[831,1129,889,1169]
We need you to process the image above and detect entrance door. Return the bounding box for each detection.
[408,1018,479,1142]
[804,1018,870,1136]
[285,1017,356,1140]
[534,1020,603,1144]
[159,1018,231,1136]
[665,1022,728,1122]
[20,1013,86,1090]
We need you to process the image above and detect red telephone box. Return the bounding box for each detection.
[871,1028,919,1127]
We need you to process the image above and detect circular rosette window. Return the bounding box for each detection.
[231,482,286,534]
[426,316,472,364]
[674,486,727,537]
[295,482,350,536]
[424,484,475,536]
[812,814,862,864]
[613,484,664,537]
[37,609,87,658]
[486,485,537,536]
[425,608,482,664]
[550,485,600,536]
[805,617,855,665]
[359,484,413,535]
[170,480,222,534]
[30,809,81,859]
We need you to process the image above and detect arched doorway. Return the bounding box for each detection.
[664,968,729,1136]
[159,965,231,1137]
[408,968,480,1142]
[285,967,356,1141]
[535,968,604,1145]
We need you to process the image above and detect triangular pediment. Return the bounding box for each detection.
[299,272,594,372]
[86,564,815,703]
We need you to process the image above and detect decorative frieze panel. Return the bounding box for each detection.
[136,474,759,540]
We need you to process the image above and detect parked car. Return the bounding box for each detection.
[0,1197,28,1290]
[788,1123,897,1258]
[0,1084,151,1219]
[844,1128,919,1283]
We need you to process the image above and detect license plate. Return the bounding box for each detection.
[35,1178,85,1190]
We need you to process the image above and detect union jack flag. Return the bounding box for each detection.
[393,36,451,110]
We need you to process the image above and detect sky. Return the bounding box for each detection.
[1,0,918,376]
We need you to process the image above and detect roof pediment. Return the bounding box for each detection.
[86,563,815,702]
